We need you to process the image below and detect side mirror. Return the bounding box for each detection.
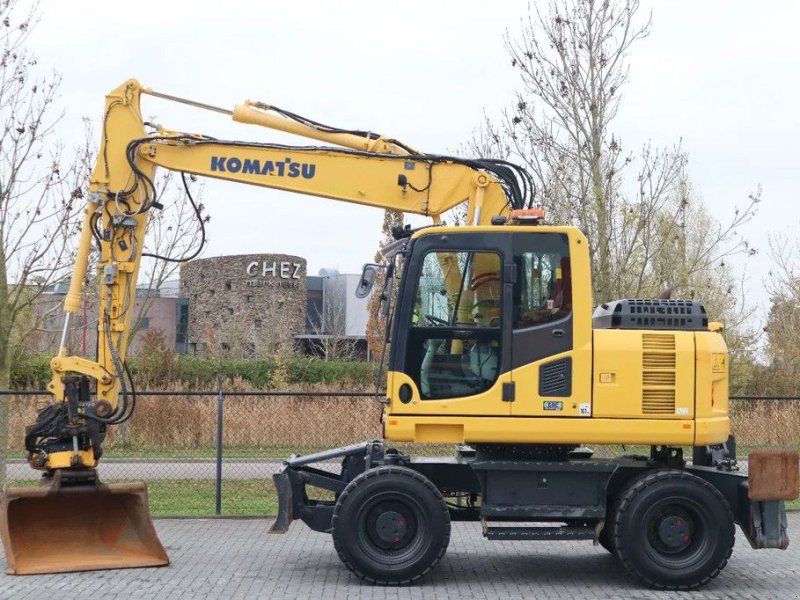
[355,263,381,299]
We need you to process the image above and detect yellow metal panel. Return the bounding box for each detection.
[387,371,511,416]
[592,329,695,419]
[694,417,730,446]
[43,450,97,470]
[510,350,590,416]
[412,224,588,239]
[694,330,730,445]
[384,415,696,446]
[414,424,464,443]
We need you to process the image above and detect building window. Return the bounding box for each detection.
[139,317,150,331]
[209,289,215,296]
[255,319,262,328]
[221,342,230,351]
[228,307,234,315]
[190,342,197,355]
[176,299,189,354]
[225,281,232,291]
[245,295,253,304]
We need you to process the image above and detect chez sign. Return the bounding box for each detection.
[245,260,302,289]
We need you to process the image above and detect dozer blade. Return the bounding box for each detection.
[1,480,169,575]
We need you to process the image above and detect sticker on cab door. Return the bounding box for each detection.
[712,353,727,373]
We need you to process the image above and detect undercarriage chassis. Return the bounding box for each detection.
[270,439,791,552]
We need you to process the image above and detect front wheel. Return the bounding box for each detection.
[331,465,451,585]
[612,469,735,590]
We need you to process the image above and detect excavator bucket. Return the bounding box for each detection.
[1,479,169,575]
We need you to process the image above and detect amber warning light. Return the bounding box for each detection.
[509,208,545,224]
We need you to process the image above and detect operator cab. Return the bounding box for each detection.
[388,226,579,411]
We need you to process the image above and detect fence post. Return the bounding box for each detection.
[0,391,7,487]
[215,359,224,516]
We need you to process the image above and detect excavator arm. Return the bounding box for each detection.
[1,79,531,575]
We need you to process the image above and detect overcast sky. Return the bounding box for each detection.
[24,1,800,314]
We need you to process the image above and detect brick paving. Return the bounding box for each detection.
[2,514,799,599]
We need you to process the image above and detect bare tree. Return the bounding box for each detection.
[471,0,759,305]
[759,234,800,395]
[129,171,209,346]
[0,0,92,481]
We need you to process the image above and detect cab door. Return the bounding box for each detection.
[388,231,514,416]
[509,232,585,416]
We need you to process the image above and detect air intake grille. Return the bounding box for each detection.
[643,353,676,369]
[643,334,676,351]
[641,334,676,415]
[643,371,676,386]
[539,358,572,397]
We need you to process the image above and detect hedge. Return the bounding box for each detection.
[10,354,378,390]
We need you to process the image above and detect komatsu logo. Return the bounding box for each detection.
[210,156,316,179]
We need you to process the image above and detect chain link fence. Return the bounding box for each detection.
[2,390,798,516]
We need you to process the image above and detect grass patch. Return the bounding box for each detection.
[3,478,280,517]
[148,479,279,517]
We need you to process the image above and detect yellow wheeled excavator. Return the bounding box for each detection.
[1,79,797,589]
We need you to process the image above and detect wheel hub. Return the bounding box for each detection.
[375,510,409,544]
[657,515,691,550]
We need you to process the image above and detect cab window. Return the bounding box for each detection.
[514,250,571,329]
[406,250,502,400]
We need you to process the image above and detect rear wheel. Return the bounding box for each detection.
[612,469,735,590]
[331,465,450,585]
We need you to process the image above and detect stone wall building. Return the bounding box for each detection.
[180,254,307,357]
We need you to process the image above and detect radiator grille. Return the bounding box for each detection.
[641,334,676,415]
[642,389,676,414]
[642,334,676,350]
[642,353,676,369]
[643,371,676,386]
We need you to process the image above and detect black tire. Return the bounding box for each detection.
[331,465,451,585]
[612,469,735,590]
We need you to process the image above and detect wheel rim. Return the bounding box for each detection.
[354,490,430,565]
[641,496,713,569]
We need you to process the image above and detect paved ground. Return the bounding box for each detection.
[1,514,798,600]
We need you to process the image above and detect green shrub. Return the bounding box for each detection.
[11,353,376,390]
[285,358,376,386]
[10,355,52,389]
